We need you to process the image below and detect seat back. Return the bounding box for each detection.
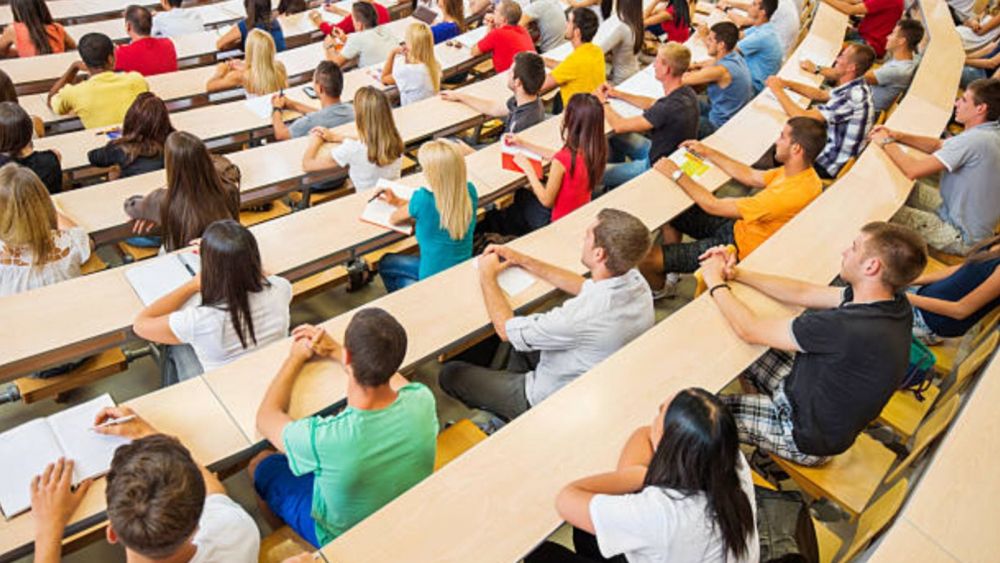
[434,419,487,471]
[938,330,998,406]
[884,395,960,484]
[839,479,910,562]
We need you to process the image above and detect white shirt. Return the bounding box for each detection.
[0,228,91,297]
[392,59,436,106]
[524,0,568,53]
[168,275,292,372]
[331,138,403,190]
[151,8,205,38]
[341,27,398,68]
[770,0,800,56]
[591,453,760,563]
[596,14,640,85]
[189,495,260,563]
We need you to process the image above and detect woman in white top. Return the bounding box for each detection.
[381,22,442,106]
[206,28,288,95]
[133,219,292,384]
[301,86,404,190]
[528,388,759,563]
[597,0,642,84]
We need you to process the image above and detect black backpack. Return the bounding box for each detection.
[755,487,820,563]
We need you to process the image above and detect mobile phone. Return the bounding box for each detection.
[304,85,318,99]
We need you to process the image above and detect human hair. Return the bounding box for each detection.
[658,41,691,76]
[125,5,153,36]
[352,1,378,29]
[244,28,287,95]
[245,0,273,28]
[113,93,175,165]
[860,221,927,292]
[561,93,607,194]
[570,7,599,42]
[644,388,755,561]
[846,42,876,76]
[592,208,651,276]
[966,233,1000,263]
[162,132,239,251]
[0,101,34,157]
[667,0,691,29]
[314,60,344,98]
[0,70,17,104]
[896,18,924,52]
[498,0,522,25]
[512,52,545,95]
[786,116,826,164]
[353,86,404,166]
[968,78,1000,121]
[276,0,307,14]
[759,0,778,19]
[0,163,58,267]
[78,33,115,69]
[11,0,57,55]
[710,21,739,51]
[418,140,473,240]
[105,435,206,560]
[406,23,441,93]
[166,0,184,7]
[344,308,408,387]
[199,220,270,349]
[440,0,467,32]
[617,0,644,54]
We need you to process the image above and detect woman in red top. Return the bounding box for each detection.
[643,0,692,43]
[0,0,75,58]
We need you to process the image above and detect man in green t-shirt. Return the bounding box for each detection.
[251,308,438,547]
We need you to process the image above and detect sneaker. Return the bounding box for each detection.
[472,413,507,435]
[652,272,680,300]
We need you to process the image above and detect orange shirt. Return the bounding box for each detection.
[733,166,822,259]
[13,22,67,57]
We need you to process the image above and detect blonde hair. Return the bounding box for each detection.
[0,163,58,267]
[418,140,472,240]
[354,86,404,166]
[406,23,441,93]
[244,29,288,95]
[658,42,691,76]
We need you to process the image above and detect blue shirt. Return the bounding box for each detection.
[431,21,460,44]
[918,254,1000,337]
[238,19,286,51]
[738,23,783,94]
[409,182,478,279]
[707,52,753,128]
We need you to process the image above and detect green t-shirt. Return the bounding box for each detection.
[282,382,438,545]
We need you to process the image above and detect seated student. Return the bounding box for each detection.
[152,0,205,37]
[638,117,825,297]
[326,3,397,68]
[958,6,1000,54]
[310,0,391,36]
[873,78,1000,255]
[217,0,285,52]
[961,40,1000,88]
[766,42,876,179]
[527,388,759,563]
[0,102,61,194]
[47,33,149,129]
[821,0,902,58]
[271,61,355,141]
[252,309,438,548]
[597,0,643,85]
[302,86,403,191]
[87,93,175,178]
[31,410,259,563]
[439,209,654,421]
[599,42,700,190]
[431,0,466,44]
[544,9,605,111]
[699,222,926,465]
[644,0,692,44]
[0,0,75,58]
[562,0,607,23]
[381,23,442,106]
[683,22,753,139]
[736,0,783,95]
[521,0,568,53]
[377,140,477,292]
[0,70,44,137]
[719,0,799,56]
[277,0,307,15]
[115,5,178,76]
[207,29,288,94]
[473,1,536,73]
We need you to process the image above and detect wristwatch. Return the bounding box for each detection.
[879,136,896,146]
[671,169,684,182]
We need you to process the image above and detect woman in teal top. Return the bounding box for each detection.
[378,139,477,292]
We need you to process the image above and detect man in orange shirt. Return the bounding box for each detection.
[638,116,826,298]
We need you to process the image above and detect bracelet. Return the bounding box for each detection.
[708,283,731,298]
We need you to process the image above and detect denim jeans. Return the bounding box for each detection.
[161,344,203,386]
[379,253,420,293]
[603,133,651,191]
[698,97,718,139]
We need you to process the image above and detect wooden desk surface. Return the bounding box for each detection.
[868,518,960,563]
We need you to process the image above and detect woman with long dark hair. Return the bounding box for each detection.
[0,69,43,137]
[133,219,292,384]
[217,0,286,52]
[0,101,61,193]
[644,0,692,43]
[597,0,643,84]
[87,93,175,178]
[0,0,75,58]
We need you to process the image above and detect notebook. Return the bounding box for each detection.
[413,4,437,24]
[473,257,537,297]
[669,148,711,179]
[244,95,276,120]
[455,26,488,48]
[0,394,131,519]
[124,252,201,306]
[501,143,545,177]
[359,179,420,235]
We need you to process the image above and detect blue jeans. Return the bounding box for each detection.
[379,253,420,293]
[961,66,988,88]
[603,133,651,191]
[698,97,718,139]
[253,454,320,547]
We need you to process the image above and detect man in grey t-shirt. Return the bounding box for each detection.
[271,61,355,141]
[521,0,568,53]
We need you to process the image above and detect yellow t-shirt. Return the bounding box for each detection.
[50,71,149,129]
[733,166,822,259]
[551,43,606,107]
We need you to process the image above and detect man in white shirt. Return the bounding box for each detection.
[30,407,259,563]
[520,0,568,53]
[326,2,397,68]
[152,0,205,37]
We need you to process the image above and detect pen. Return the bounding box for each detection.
[368,189,385,203]
[90,415,136,431]
[181,257,197,277]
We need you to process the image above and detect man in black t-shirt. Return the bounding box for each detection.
[700,222,927,465]
[597,42,700,191]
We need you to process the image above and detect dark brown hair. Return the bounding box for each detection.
[593,208,651,276]
[897,18,924,52]
[512,52,545,96]
[846,42,876,76]
[968,78,1000,121]
[441,0,467,32]
[124,4,153,36]
[344,308,407,387]
[569,7,599,42]
[786,116,826,164]
[245,0,273,28]
[11,0,57,55]
[616,0,644,55]
[200,219,270,349]
[710,21,739,51]
[860,221,927,292]
[0,70,18,104]
[277,0,307,15]
[560,93,608,194]
[113,93,175,165]
[0,101,33,157]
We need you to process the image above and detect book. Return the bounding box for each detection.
[0,394,131,519]
[413,4,437,24]
[473,257,537,297]
[244,94,276,120]
[124,252,201,306]
[669,148,711,179]
[501,143,545,178]
[359,179,420,235]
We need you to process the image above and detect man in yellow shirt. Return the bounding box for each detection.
[638,117,827,298]
[542,8,605,111]
[47,33,149,129]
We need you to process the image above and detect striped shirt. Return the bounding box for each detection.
[815,78,874,177]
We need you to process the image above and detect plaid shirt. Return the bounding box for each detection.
[815,78,874,177]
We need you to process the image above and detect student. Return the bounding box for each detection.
[431,0,466,44]
[736,0,783,94]
[87,93,174,178]
[766,42,876,179]
[377,140,477,292]
[528,389,759,563]
[381,23,442,106]
[0,0,75,58]
[872,78,1000,255]
[115,5,178,76]
[521,0,568,53]
[271,61,355,141]
[822,0,902,57]
[718,0,799,56]
[473,1,536,73]
[700,222,926,465]
[439,209,654,421]
[596,0,644,85]
[311,0,391,36]
[302,86,403,191]
[638,118,826,297]
[207,28,288,95]
[326,3,397,68]
[217,0,286,52]
[152,0,205,37]
[277,0,307,15]
[644,0,692,44]
[599,42,700,190]
[31,411,259,563]
[47,33,149,129]
[961,38,1000,88]
[0,69,44,138]
[683,22,752,138]
[0,102,61,194]
[564,0,609,23]
[252,309,438,547]
[544,8,605,110]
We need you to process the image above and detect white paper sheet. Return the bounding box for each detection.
[244,94,276,120]
[359,179,420,234]
[124,253,201,306]
[474,257,538,296]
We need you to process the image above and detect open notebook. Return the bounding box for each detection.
[669,148,712,179]
[124,252,201,306]
[0,394,131,519]
[359,179,420,235]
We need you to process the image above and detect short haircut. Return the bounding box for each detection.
[512,51,545,95]
[499,0,522,25]
[968,78,1000,121]
[760,0,778,19]
[710,22,739,52]
[658,41,691,76]
[846,42,876,76]
[105,435,206,560]
[166,0,184,7]
[352,1,378,29]
[314,60,344,98]
[570,7,599,43]
[786,116,826,164]
[593,208,651,276]
[896,18,924,52]
[125,4,153,36]
[860,222,927,292]
[78,33,115,68]
[344,308,408,387]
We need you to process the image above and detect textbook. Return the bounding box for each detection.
[501,143,545,178]
[0,394,130,519]
[124,252,201,306]
[359,179,419,235]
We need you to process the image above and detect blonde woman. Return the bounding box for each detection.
[206,28,288,95]
[381,23,442,106]
[301,86,404,190]
[377,139,477,292]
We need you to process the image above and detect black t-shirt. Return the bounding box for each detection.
[88,144,165,178]
[642,85,700,165]
[784,287,912,456]
[0,151,62,194]
[504,96,545,134]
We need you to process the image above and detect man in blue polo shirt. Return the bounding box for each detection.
[737,0,783,94]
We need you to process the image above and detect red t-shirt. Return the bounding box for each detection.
[114,37,178,76]
[551,147,591,221]
[476,24,535,73]
[320,2,390,35]
[660,5,691,44]
[858,0,902,57]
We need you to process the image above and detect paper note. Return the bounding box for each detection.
[359,179,420,234]
[124,253,201,306]
[669,148,711,179]
[455,26,488,48]
[473,257,537,297]
[244,94,276,120]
